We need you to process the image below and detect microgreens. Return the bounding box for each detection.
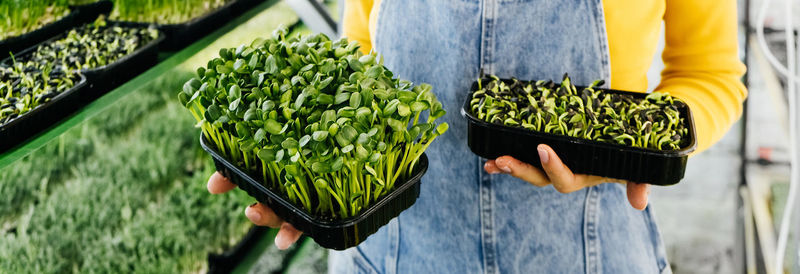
[14,16,159,72]
[470,75,688,150]
[180,27,449,219]
[110,0,229,24]
[0,0,71,40]
[0,62,80,125]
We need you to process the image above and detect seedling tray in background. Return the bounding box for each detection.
[207,225,269,273]
[0,11,78,60]
[200,136,428,250]
[146,1,236,51]
[461,79,697,186]
[0,75,87,153]
[70,0,113,25]
[2,24,165,99]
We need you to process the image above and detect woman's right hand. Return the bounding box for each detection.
[207,172,303,250]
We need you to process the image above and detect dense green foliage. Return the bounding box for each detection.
[0,72,253,273]
[0,0,70,40]
[111,0,230,24]
[470,75,689,150]
[180,29,448,219]
[0,63,81,125]
[16,16,160,72]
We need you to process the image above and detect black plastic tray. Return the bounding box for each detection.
[2,22,165,99]
[70,0,113,25]
[146,1,237,51]
[0,75,88,153]
[229,0,265,16]
[200,136,428,250]
[207,225,269,274]
[461,79,697,186]
[0,11,78,60]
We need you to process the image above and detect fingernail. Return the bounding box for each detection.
[275,234,290,250]
[538,147,549,164]
[246,207,262,223]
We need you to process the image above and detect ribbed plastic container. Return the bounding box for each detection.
[0,11,78,60]
[1,23,165,99]
[200,136,428,250]
[461,79,697,186]
[0,75,87,153]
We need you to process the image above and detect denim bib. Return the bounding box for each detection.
[330,1,670,273]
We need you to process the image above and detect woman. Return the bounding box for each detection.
[207,0,746,272]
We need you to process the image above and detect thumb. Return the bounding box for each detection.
[626,182,650,210]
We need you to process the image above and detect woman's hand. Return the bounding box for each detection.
[207,172,303,250]
[483,144,650,210]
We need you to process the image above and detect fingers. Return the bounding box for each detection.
[626,182,650,210]
[275,222,303,250]
[536,144,581,193]
[483,160,503,174]
[245,203,303,250]
[245,203,284,228]
[493,156,550,187]
[208,172,237,194]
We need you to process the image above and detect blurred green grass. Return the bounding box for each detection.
[0,2,307,273]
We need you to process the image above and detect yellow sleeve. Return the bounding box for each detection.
[655,0,747,153]
[342,0,374,54]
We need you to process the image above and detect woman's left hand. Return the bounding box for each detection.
[483,144,650,210]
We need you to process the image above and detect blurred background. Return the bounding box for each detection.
[0,0,797,273]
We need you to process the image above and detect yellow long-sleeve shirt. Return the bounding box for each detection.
[342,0,747,153]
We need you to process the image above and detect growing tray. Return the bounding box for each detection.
[200,136,428,250]
[207,225,269,274]
[461,79,697,186]
[2,23,165,99]
[143,1,237,51]
[0,75,88,153]
[70,0,113,25]
[0,11,78,60]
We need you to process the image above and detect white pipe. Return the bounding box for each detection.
[755,0,799,272]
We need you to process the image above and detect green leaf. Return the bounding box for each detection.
[317,94,334,105]
[349,92,361,108]
[387,118,405,132]
[397,103,411,117]
[299,135,311,147]
[264,119,282,135]
[183,78,201,95]
[216,64,232,74]
[254,128,266,143]
[312,131,329,141]
[281,137,299,149]
[312,162,330,174]
[341,144,354,153]
[264,55,278,74]
[410,101,429,112]
[275,149,285,162]
[334,92,350,105]
[244,108,257,121]
[436,122,450,135]
[236,123,252,137]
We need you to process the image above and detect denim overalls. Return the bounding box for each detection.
[330,1,671,273]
